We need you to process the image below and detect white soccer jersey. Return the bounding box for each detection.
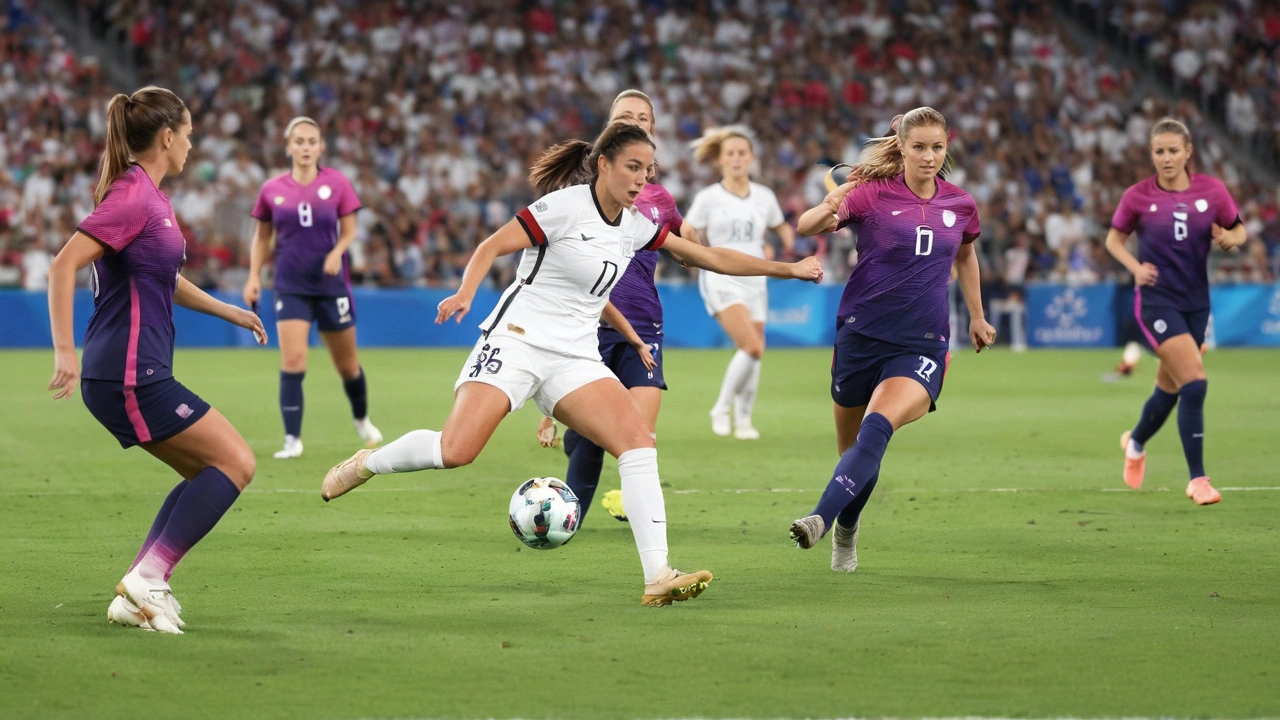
[685,182,785,260]
[478,184,669,356]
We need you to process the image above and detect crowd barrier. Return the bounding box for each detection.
[4,281,1277,349]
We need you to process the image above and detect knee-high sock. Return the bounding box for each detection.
[365,429,443,474]
[1130,385,1178,453]
[618,447,667,582]
[280,370,305,437]
[712,350,758,414]
[562,427,582,458]
[811,413,894,531]
[343,367,369,420]
[734,357,762,425]
[835,470,879,529]
[129,479,189,572]
[564,433,606,523]
[1177,379,1207,478]
[134,467,240,583]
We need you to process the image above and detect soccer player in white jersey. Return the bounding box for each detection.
[321,122,823,606]
[685,126,797,439]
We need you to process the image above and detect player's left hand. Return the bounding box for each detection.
[1211,223,1240,251]
[970,317,996,353]
[633,341,657,371]
[323,251,343,275]
[229,306,269,345]
[791,256,824,283]
[436,294,471,324]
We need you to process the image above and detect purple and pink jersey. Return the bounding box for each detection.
[600,182,683,342]
[79,165,186,387]
[251,167,361,297]
[836,174,980,348]
[1111,173,1239,312]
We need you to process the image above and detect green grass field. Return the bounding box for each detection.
[1,346,1277,719]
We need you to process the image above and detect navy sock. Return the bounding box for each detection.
[562,427,582,459]
[343,367,369,420]
[129,479,189,571]
[835,470,879,529]
[564,434,606,523]
[811,413,894,531]
[1177,379,1207,478]
[137,467,241,581]
[1131,386,1178,447]
[280,371,305,437]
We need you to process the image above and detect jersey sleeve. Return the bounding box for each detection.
[764,188,786,228]
[684,189,709,230]
[1110,187,1141,234]
[77,180,146,253]
[250,183,274,222]
[835,182,877,230]
[962,197,981,244]
[639,218,670,252]
[515,188,576,246]
[1214,179,1241,228]
[336,173,362,217]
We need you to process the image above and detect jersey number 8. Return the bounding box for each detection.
[298,202,313,228]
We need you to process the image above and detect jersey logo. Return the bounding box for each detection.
[650,207,660,221]
[942,209,956,227]
[1195,198,1208,213]
[318,185,333,200]
[1149,204,1157,212]
[580,233,595,242]
[891,210,905,216]
[274,196,285,205]
[175,403,193,419]
[1153,319,1168,334]
[535,201,548,212]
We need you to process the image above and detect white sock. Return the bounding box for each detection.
[713,350,759,414]
[618,447,667,582]
[1126,438,1145,459]
[734,358,761,425]
[365,429,443,473]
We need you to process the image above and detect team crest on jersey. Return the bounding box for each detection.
[942,209,956,228]
[1195,199,1208,213]
[535,201,548,212]
[318,185,332,200]
[650,207,660,221]
[274,196,285,205]
[1149,203,1157,212]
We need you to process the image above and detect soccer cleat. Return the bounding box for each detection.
[789,514,826,549]
[601,489,629,522]
[710,409,731,437]
[354,417,383,448]
[733,423,760,440]
[107,595,152,630]
[115,570,183,634]
[273,435,304,459]
[165,592,185,628]
[641,567,713,607]
[831,520,860,573]
[1120,430,1145,490]
[1186,476,1222,505]
[322,448,375,502]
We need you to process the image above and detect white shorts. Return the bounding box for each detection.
[699,271,767,322]
[454,334,618,416]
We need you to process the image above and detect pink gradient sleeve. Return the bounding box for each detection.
[962,199,981,244]
[1215,180,1240,227]
[77,180,146,252]
[1111,189,1140,234]
[250,184,274,221]
[337,174,362,217]
[836,182,876,229]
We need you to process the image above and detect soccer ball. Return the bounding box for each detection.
[508,477,581,549]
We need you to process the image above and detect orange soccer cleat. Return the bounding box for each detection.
[1120,431,1146,489]
[1186,477,1222,505]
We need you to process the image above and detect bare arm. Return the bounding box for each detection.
[660,233,823,282]
[436,219,532,324]
[324,213,359,275]
[1212,221,1246,251]
[175,276,268,344]
[678,220,700,246]
[243,219,274,307]
[954,242,995,352]
[1104,227,1157,286]
[773,222,797,255]
[601,301,655,371]
[46,232,104,399]
[797,180,857,236]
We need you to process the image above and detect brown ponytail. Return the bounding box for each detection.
[528,122,655,195]
[94,86,189,206]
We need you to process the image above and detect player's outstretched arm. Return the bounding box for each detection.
[436,219,530,324]
[46,232,105,400]
[243,219,273,308]
[954,242,995,352]
[661,233,823,283]
[601,301,655,370]
[175,275,267,344]
[1104,227,1157,286]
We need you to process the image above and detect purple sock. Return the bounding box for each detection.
[281,370,305,437]
[128,479,189,571]
[343,367,369,420]
[1178,379,1207,478]
[811,413,894,532]
[835,470,879,529]
[135,467,241,582]
[1131,386,1178,447]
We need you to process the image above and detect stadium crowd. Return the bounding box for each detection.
[3,0,1276,308]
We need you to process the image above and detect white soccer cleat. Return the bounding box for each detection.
[831,520,860,573]
[165,591,185,628]
[733,423,760,440]
[107,595,152,630]
[322,448,375,502]
[273,435,303,459]
[789,514,825,549]
[354,417,383,448]
[115,570,183,635]
[710,408,731,437]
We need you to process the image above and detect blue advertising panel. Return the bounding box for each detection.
[1026,283,1118,348]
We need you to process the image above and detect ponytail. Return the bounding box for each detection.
[93,86,189,206]
[95,94,134,206]
[528,122,655,195]
[848,106,952,188]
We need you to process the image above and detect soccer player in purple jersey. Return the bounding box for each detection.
[787,107,995,571]
[687,125,796,440]
[243,117,381,460]
[321,122,822,606]
[46,87,267,634]
[1105,118,1245,505]
[534,90,698,525]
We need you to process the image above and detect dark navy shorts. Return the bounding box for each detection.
[82,378,212,449]
[276,293,355,332]
[830,327,948,412]
[1135,302,1209,348]
[599,331,666,390]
